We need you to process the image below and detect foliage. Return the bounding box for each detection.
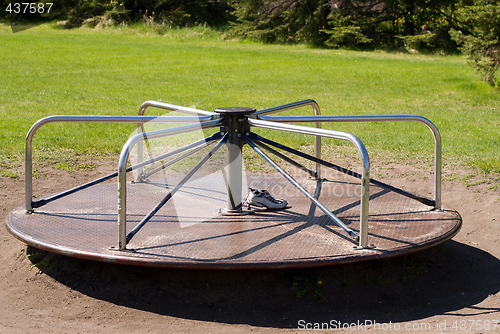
[450,0,500,87]
[1,0,496,58]
[0,169,18,179]
[230,0,330,45]
[0,0,233,28]
[121,0,233,27]
[231,0,462,52]
[400,33,438,53]
[0,0,125,27]
[323,25,372,49]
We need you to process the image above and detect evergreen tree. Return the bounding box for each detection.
[231,0,461,51]
[231,0,331,45]
[450,0,500,86]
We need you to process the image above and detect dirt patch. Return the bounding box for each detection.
[1,157,499,333]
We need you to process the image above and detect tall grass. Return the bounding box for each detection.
[0,23,499,175]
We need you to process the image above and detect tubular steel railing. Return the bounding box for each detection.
[117,119,222,249]
[135,101,219,181]
[252,99,322,178]
[24,113,217,212]
[247,118,371,247]
[256,114,442,210]
[23,100,442,252]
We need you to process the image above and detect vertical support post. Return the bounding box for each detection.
[214,107,255,214]
[433,129,442,211]
[135,123,145,182]
[25,136,34,212]
[359,168,370,248]
[227,141,243,210]
[311,103,322,180]
[118,151,128,250]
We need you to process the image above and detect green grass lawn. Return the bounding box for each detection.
[0,23,499,177]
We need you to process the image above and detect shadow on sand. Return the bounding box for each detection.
[29,240,500,328]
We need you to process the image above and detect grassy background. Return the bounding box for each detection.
[0,23,499,177]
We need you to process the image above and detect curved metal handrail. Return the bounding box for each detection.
[24,115,213,212]
[117,118,222,249]
[252,99,322,178]
[248,118,370,248]
[256,114,442,210]
[138,100,217,117]
[136,101,219,181]
[252,99,319,117]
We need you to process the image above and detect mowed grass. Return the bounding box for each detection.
[0,23,499,175]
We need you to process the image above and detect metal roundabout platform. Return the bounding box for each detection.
[6,100,462,269]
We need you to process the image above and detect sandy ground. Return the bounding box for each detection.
[0,158,499,334]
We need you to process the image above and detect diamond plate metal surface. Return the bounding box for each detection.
[7,174,461,268]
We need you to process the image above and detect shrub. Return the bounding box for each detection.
[450,1,500,87]
[401,33,438,53]
[323,25,372,49]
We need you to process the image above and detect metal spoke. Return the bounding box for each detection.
[126,134,228,243]
[139,133,221,180]
[31,133,221,208]
[251,139,317,178]
[242,134,359,241]
[250,133,434,207]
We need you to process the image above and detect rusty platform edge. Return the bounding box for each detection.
[5,206,462,270]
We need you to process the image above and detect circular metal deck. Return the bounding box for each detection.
[6,174,461,269]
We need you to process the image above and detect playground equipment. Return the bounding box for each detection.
[6,100,461,268]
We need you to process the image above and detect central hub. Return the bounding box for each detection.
[215,107,254,138]
[215,107,255,215]
[214,107,256,115]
